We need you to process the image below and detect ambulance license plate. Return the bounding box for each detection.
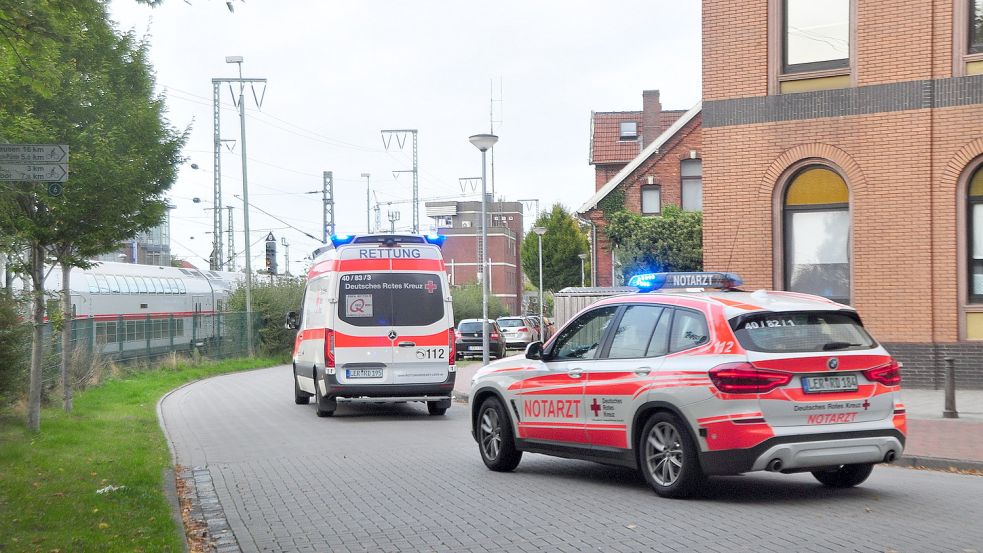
[347,369,383,379]
[802,374,858,393]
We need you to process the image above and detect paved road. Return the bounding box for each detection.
[160,365,983,553]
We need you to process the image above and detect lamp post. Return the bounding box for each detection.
[533,226,547,342]
[469,133,498,365]
[361,173,371,233]
[578,253,587,287]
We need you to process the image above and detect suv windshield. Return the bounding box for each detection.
[338,272,444,327]
[498,319,525,328]
[732,311,876,353]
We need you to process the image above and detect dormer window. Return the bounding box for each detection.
[619,121,638,140]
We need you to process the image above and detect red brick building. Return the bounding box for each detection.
[426,200,524,314]
[578,91,702,286]
[702,0,983,387]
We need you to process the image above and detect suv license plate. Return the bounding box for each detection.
[802,374,858,393]
[346,368,383,379]
[468,346,483,351]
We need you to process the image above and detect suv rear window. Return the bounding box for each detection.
[338,273,444,327]
[458,321,486,333]
[732,311,876,353]
[498,318,524,328]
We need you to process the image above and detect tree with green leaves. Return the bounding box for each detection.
[0,0,185,429]
[605,205,703,280]
[521,203,590,292]
[451,283,509,324]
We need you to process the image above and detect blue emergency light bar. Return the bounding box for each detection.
[628,271,743,292]
[330,233,447,249]
[329,234,356,248]
[424,234,446,247]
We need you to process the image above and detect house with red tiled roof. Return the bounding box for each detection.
[589,90,688,191]
[579,93,702,286]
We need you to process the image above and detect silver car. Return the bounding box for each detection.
[496,316,536,348]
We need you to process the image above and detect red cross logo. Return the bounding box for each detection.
[590,398,602,417]
[425,280,437,293]
[862,400,870,411]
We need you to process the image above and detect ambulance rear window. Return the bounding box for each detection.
[338,272,444,327]
[731,311,877,353]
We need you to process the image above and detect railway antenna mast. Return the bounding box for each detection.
[489,77,503,202]
[381,129,419,232]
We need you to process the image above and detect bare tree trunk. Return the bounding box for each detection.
[61,260,73,412]
[27,241,45,433]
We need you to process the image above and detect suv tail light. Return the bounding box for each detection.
[709,362,792,394]
[864,360,901,386]
[448,328,456,365]
[491,332,499,340]
[454,330,462,339]
[323,329,336,373]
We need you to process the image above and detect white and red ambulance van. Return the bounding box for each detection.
[287,234,456,417]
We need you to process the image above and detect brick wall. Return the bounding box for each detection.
[595,164,626,191]
[703,0,957,99]
[703,0,983,388]
[587,115,703,286]
[702,0,768,100]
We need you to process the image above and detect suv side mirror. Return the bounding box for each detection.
[525,341,543,360]
[284,311,299,330]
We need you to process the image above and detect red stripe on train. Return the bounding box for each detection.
[86,311,216,321]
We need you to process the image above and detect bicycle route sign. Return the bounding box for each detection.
[0,144,69,183]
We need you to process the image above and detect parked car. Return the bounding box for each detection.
[456,319,507,360]
[471,271,905,498]
[496,316,536,349]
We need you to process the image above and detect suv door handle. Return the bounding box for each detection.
[634,366,652,376]
[567,368,583,379]
[397,341,416,348]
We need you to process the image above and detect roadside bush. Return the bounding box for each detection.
[0,293,30,408]
[226,278,305,356]
[452,283,509,324]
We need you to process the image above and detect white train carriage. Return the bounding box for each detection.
[39,262,244,357]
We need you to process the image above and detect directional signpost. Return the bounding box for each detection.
[0,144,70,190]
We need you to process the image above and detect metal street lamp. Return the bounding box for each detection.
[578,253,587,287]
[469,133,498,365]
[533,226,547,342]
[361,173,371,233]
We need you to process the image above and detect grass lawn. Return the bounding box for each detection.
[0,357,282,553]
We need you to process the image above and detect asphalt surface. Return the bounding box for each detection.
[160,365,983,553]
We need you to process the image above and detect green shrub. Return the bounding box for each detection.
[451,283,509,324]
[0,293,30,408]
[226,278,305,356]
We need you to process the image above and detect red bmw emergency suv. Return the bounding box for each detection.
[469,272,906,498]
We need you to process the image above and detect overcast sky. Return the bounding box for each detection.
[107,0,702,272]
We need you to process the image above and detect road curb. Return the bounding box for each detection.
[893,455,983,474]
[452,390,469,403]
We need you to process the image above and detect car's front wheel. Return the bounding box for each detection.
[638,412,706,498]
[811,463,874,488]
[477,397,522,471]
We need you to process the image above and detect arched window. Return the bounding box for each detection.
[968,166,983,302]
[783,166,850,304]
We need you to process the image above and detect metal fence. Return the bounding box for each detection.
[49,311,264,364]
